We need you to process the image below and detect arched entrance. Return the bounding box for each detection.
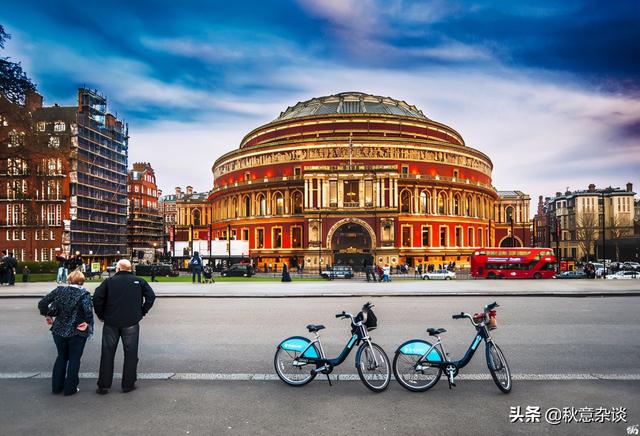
[328,220,375,271]
[499,236,522,247]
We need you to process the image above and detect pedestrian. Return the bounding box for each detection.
[93,259,155,394]
[376,264,384,282]
[4,251,17,286]
[203,264,214,284]
[281,263,292,282]
[22,265,30,282]
[37,270,93,396]
[150,264,158,282]
[383,264,391,282]
[68,251,83,272]
[0,251,5,285]
[56,254,68,284]
[189,251,204,283]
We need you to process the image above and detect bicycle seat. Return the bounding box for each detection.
[427,328,447,336]
[306,324,325,333]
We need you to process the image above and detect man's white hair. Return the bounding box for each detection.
[116,259,132,271]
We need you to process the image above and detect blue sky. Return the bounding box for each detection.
[2,0,639,202]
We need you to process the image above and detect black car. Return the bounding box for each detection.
[321,265,354,279]
[220,264,254,277]
[554,271,587,279]
[134,263,178,277]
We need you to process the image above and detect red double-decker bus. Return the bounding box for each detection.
[471,247,557,279]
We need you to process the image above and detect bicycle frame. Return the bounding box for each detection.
[294,317,375,371]
[420,324,492,370]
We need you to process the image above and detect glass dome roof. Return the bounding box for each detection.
[276,92,428,121]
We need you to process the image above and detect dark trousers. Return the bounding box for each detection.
[366,267,377,282]
[52,334,87,395]
[8,269,15,285]
[192,269,202,283]
[98,323,140,389]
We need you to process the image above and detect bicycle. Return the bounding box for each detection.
[393,301,512,393]
[274,302,391,392]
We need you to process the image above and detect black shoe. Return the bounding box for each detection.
[122,385,136,393]
[96,388,109,395]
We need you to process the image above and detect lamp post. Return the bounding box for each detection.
[153,242,157,263]
[227,223,232,267]
[317,211,322,275]
[600,192,606,278]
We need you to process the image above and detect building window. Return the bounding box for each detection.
[258,194,266,215]
[8,130,24,147]
[47,136,60,148]
[37,122,46,131]
[291,226,302,248]
[421,226,430,247]
[343,180,359,206]
[455,227,462,246]
[438,192,448,215]
[453,169,459,178]
[329,180,338,206]
[401,165,409,175]
[439,226,448,247]
[256,228,264,249]
[506,206,514,223]
[400,190,412,213]
[54,121,66,132]
[243,196,251,216]
[468,227,474,246]
[291,191,303,214]
[401,225,412,247]
[273,227,282,248]
[242,228,249,241]
[453,194,460,215]
[466,196,472,216]
[364,180,373,206]
[419,191,431,214]
[273,192,284,215]
[294,167,301,177]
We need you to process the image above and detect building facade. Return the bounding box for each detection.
[0,88,128,264]
[127,162,163,262]
[494,191,532,247]
[533,183,636,262]
[207,92,505,270]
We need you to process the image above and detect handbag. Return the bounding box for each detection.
[46,301,60,317]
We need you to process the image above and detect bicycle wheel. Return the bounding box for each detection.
[393,348,442,392]
[486,342,512,393]
[274,345,318,386]
[355,342,391,392]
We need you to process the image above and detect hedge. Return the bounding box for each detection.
[18,261,59,274]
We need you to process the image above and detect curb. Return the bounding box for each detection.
[1,291,639,298]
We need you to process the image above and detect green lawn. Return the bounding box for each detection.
[138,275,325,282]
[25,273,57,282]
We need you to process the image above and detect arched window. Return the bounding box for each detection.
[465,196,472,216]
[506,205,514,223]
[453,194,461,215]
[273,192,284,215]
[291,191,303,214]
[231,197,238,218]
[400,190,412,213]
[476,197,481,218]
[221,200,228,219]
[438,192,448,215]
[419,191,431,214]
[243,195,251,217]
[192,209,201,226]
[257,194,266,216]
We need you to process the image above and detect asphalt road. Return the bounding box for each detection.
[1,296,639,435]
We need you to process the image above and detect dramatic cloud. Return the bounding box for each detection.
[1,0,638,200]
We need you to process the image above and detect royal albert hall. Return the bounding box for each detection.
[208,92,499,271]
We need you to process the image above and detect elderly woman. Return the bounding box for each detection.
[38,270,94,396]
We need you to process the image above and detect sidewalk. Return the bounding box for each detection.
[1,279,639,298]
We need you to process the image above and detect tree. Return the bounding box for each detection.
[575,211,597,261]
[0,24,37,105]
[609,214,633,262]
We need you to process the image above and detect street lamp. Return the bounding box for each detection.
[153,243,157,263]
[600,192,606,278]
[227,223,232,267]
[318,211,322,275]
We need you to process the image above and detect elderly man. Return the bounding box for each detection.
[93,259,155,394]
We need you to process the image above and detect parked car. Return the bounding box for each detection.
[106,262,118,273]
[622,262,640,271]
[321,265,354,279]
[554,271,587,279]
[220,264,254,277]
[421,269,456,280]
[134,263,178,277]
[606,271,639,280]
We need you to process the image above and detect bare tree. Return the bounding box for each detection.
[575,211,597,261]
[609,214,633,262]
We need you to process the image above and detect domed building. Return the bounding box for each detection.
[207,92,504,271]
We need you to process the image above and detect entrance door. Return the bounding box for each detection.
[331,222,373,271]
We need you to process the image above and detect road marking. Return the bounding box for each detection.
[1,372,639,381]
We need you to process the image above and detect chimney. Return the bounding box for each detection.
[175,187,182,196]
[555,192,562,197]
[157,189,163,197]
[25,91,43,112]
[627,182,633,193]
[186,186,193,195]
[588,183,596,192]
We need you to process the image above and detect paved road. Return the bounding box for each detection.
[1,296,639,435]
[1,278,639,297]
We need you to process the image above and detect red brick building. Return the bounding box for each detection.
[127,162,163,261]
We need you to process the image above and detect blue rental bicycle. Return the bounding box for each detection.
[393,301,512,393]
[274,302,391,392]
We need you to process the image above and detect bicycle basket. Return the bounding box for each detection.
[364,308,378,330]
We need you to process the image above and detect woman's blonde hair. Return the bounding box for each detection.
[68,270,85,285]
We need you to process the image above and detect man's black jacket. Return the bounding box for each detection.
[93,271,156,327]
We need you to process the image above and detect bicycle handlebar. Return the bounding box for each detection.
[485,301,499,311]
[452,313,465,320]
[335,311,346,318]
